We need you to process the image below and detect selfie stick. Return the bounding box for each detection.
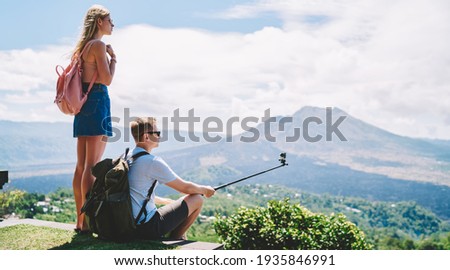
[213,153,288,191]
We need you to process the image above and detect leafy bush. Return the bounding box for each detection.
[214,199,372,250]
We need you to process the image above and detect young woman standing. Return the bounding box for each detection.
[72,5,116,233]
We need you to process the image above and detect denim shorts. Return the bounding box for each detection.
[73,83,113,137]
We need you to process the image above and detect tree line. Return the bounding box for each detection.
[1,184,449,249]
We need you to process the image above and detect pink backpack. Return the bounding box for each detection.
[54,40,98,115]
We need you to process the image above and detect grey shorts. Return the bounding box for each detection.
[136,199,189,240]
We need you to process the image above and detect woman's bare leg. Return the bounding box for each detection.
[78,135,107,231]
[73,137,86,230]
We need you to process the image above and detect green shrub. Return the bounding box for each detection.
[214,199,372,250]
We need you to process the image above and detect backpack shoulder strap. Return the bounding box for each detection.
[128,149,157,225]
[130,151,150,161]
[79,39,97,59]
[135,180,158,225]
[79,40,98,96]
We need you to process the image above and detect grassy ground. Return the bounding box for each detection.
[0,224,175,250]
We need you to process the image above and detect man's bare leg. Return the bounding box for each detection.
[169,194,203,239]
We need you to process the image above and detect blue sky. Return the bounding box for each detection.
[0,0,282,50]
[1,0,449,139]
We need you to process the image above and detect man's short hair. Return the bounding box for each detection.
[130,117,156,143]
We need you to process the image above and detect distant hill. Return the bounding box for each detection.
[273,107,450,186]
[157,107,450,219]
[149,107,450,186]
[1,107,450,220]
[0,120,206,176]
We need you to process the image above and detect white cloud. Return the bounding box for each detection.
[0,46,71,92]
[0,0,449,139]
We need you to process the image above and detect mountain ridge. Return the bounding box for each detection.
[2,106,450,219]
[2,106,449,185]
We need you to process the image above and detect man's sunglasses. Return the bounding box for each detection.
[145,131,161,137]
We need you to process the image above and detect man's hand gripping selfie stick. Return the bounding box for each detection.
[213,153,288,191]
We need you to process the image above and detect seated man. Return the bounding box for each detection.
[128,117,215,240]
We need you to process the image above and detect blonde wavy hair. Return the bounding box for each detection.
[72,5,110,59]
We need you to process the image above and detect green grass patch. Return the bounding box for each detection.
[0,224,175,250]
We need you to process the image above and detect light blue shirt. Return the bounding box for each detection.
[128,147,179,224]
